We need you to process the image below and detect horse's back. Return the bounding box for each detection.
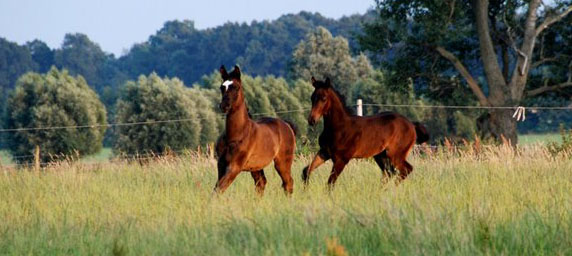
[254,117,296,151]
[345,111,416,157]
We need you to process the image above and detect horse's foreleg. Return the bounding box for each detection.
[274,156,294,195]
[214,165,241,194]
[216,157,227,182]
[327,158,349,189]
[302,150,330,184]
[250,170,267,196]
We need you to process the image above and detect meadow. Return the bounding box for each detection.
[0,143,571,255]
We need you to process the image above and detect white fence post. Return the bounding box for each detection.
[357,99,363,116]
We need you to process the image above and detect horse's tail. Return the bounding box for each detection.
[413,122,429,144]
[284,120,298,136]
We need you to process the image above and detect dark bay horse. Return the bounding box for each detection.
[214,65,297,195]
[302,77,422,187]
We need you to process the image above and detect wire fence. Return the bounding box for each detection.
[1,103,570,133]
[0,102,570,169]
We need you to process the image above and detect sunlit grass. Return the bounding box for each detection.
[0,150,13,165]
[0,146,570,255]
[519,133,562,145]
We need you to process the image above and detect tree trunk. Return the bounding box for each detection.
[472,0,519,145]
[478,109,518,145]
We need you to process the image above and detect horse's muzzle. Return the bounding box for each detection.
[308,116,317,126]
[219,103,230,113]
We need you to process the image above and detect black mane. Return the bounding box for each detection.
[328,87,354,115]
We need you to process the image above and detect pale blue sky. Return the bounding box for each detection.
[0,0,374,56]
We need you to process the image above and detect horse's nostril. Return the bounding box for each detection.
[308,117,315,126]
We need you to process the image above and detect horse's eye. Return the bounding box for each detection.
[320,95,327,101]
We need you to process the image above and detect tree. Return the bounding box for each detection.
[0,38,38,91]
[54,33,111,93]
[289,26,372,97]
[119,12,372,86]
[113,73,201,155]
[360,0,572,144]
[261,76,308,138]
[2,67,106,163]
[188,88,222,146]
[25,40,54,73]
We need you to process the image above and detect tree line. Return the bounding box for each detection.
[1,1,572,161]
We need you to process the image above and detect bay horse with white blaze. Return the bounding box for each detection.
[302,77,421,187]
[214,65,297,195]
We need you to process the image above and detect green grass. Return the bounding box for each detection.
[0,146,570,255]
[519,133,562,145]
[80,147,113,162]
[0,150,14,166]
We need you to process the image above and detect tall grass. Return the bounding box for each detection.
[0,146,570,255]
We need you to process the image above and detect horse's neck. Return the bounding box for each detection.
[324,93,351,129]
[226,98,251,140]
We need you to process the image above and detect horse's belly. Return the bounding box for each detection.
[243,143,278,170]
[243,155,274,171]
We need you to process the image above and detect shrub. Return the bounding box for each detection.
[547,124,572,156]
[113,73,201,155]
[2,67,106,163]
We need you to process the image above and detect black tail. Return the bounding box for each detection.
[284,120,298,136]
[413,122,429,144]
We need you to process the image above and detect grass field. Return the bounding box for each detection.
[0,145,571,255]
[519,133,563,145]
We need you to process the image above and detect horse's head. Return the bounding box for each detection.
[308,77,333,126]
[219,65,243,113]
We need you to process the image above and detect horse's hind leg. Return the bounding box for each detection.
[302,150,330,184]
[250,170,267,196]
[387,143,414,180]
[274,155,294,195]
[327,157,349,189]
[373,151,396,177]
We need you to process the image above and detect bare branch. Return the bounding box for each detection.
[435,46,490,106]
[526,81,572,97]
[536,5,572,36]
[528,61,572,96]
[531,57,559,69]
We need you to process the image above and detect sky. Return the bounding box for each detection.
[0,0,374,56]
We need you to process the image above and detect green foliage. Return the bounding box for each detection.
[0,38,38,91]
[113,73,202,155]
[54,33,119,93]
[547,124,572,156]
[261,76,309,139]
[453,111,476,139]
[188,88,222,146]
[2,67,106,162]
[289,27,372,96]
[25,40,54,73]
[119,12,373,86]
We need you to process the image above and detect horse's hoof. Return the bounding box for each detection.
[301,166,309,181]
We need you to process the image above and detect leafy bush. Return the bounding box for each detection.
[113,73,203,155]
[547,124,572,156]
[2,67,106,163]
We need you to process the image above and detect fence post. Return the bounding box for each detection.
[34,145,40,172]
[356,99,363,116]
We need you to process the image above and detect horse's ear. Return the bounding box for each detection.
[230,65,241,79]
[325,77,331,87]
[220,65,229,80]
[311,76,317,87]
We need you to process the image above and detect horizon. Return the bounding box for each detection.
[0,0,373,56]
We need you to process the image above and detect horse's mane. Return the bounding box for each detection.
[328,87,354,115]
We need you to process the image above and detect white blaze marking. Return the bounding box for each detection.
[222,80,233,91]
